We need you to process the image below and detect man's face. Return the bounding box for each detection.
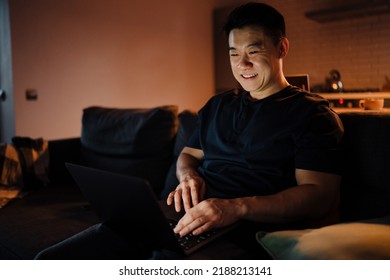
[228,26,282,96]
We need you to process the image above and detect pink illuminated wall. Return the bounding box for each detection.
[10,0,236,139]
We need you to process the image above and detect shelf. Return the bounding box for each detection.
[317,92,390,100]
[333,107,390,114]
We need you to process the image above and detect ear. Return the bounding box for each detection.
[279,37,289,58]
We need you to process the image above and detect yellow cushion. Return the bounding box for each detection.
[257,222,390,259]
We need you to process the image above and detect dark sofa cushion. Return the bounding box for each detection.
[48,137,82,184]
[338,111,390,221]
[80,105,178,193]
[161,110,198,199]
[0,182,99,259]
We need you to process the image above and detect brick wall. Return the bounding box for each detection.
[214,0,390,92]
[275,0,390,91]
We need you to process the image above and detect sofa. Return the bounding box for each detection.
[0,105,390,260]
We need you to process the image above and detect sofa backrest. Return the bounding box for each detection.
[80,105,178,194]
[338,111,390,221]
[160,110,198,199]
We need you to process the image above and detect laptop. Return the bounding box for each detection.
[65,162,237,256]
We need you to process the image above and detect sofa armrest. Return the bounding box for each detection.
[48,137,81,184]
[338,111,390,221]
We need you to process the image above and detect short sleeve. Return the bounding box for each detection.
[185,110,202,150]
[295,107,344,174]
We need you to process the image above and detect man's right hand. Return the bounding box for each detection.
[166,175,206,212]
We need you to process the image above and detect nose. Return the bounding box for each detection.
[237,54,252,69]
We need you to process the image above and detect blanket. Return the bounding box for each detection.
[12,137,50,189]
[0,144,23,208]
[0,137,49,208]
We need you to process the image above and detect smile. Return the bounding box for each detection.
[241,73,258,79]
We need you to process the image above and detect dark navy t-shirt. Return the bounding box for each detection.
[187,86,344,199]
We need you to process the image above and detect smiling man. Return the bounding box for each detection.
[168,2,344,240]
[36,2,344,260]
[228,26,288,100]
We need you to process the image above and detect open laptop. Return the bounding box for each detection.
[65,162,237,256]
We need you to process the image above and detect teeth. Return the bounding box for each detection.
[242,73,257,78]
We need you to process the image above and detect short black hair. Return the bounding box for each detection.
[223,2,286,45]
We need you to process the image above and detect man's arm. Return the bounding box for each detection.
[234,169,341,224]
[167,147,205,212]
[175,147,204,182]
[174,169,341,236]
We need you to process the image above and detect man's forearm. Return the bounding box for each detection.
[233,183,339,225]
[176,152,201,182]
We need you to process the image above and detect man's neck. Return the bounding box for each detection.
[249,77,289,100]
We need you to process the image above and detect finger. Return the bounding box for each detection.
[191,178,205,205]
[174,216,196,236]
[174,188,183,212]
[166,191,175,205]
[182,186,192,212]
[178,216,211,237]
[190,184,200,206]
[191,221,213,236]
[173,210,194,235]
[173,207,203,236]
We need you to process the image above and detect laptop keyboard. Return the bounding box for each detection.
[168,219,218,252]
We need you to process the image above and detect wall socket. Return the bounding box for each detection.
[25,89,38,100]
[0,89,6,101]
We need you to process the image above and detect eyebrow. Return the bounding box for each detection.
[229,41,264,51]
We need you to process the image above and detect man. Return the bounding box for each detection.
[36,2,343,260]
[168,2,343,238]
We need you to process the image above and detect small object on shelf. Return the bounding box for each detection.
[382,76,390,91]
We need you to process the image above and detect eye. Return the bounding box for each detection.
[249,50,260,55]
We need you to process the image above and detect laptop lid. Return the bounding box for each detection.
[65,162,184,254]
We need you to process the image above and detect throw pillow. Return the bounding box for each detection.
[256,221,390,260]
